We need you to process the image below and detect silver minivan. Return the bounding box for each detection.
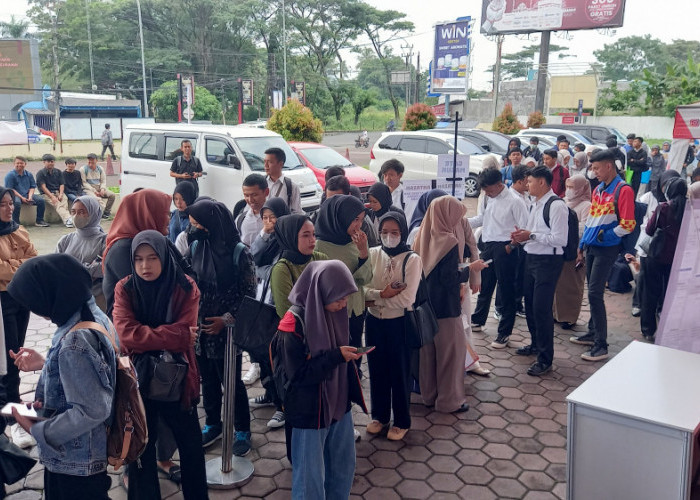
[121,123,323,211]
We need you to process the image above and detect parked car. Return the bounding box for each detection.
[549,123,626,144]
[121,124,323,212]
[27,127,54,144]
[289,142,378,197]
[517,128,605,149]
[369,131,487,197]
[433,128,511,155]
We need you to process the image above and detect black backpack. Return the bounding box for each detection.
[269,305,307,408]
[543,196,579,261]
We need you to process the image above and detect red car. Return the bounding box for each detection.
[289,142,378,197]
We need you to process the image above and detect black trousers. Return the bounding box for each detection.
[472,241,518,337]
[127,400,208,500]
[197,350,250,432]
[585,245,620,349]
[349,311,366,374]
[0,291,30,406]
[640,257,671,337]
[630,170,642,197]
[495,246,525,314]
[44,469,110,500]
[523,254,564,367]
[100,144,115,159]
[256,346,282,411]
[365,314,411,429]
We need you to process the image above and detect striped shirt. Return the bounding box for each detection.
[579,176,636,248]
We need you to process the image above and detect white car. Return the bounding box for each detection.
[369,131,486,197]
[121,123,323,212]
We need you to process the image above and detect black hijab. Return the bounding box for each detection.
[186,199,240,290]
[378,211,411,257]
[8,254,93,326]
[276,214,312,265]
[367,182,394,218]
[262,197,291,219]
[315,194,365,246]
[664,177,688,224]
[654,169,680,202]
[253,198,291,267]
[409,189,448,232]
[125,230,191,327]
[0,189,19,236]
[173,182,197,209]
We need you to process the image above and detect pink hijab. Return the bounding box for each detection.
[412,196,466,276]
[565,174,592,209]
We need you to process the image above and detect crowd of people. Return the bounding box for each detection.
[0,130,697,499]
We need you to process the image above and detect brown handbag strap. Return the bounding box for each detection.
[69,321,119,354]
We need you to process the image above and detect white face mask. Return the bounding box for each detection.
[565,188,575,200]
[587,168,596,180]
[381,233,401,249]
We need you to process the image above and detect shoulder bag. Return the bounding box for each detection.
[401,252,438,349]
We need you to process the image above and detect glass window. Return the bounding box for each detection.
[446,137,484,156]
[398,138,426,153]
[234,136,302,171]
[205,138,235,166]
[164,136,198,161]
[299,147,352,169]
[426,139,450,155]
[129,133,158,159]
[378,135,401,150]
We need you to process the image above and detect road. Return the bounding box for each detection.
[322,131,384,169]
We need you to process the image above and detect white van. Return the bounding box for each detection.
[121,123,323,211]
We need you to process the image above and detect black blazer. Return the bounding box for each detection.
[425,245,469,319]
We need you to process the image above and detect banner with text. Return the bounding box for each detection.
[431,19,471,95]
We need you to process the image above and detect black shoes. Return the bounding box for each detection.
[527,362,552,376]
[569,332,595,345]
[490,335,509,349]
[453,403,470,413]
[516,345,537,356]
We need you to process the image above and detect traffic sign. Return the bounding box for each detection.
[183,106,194,120]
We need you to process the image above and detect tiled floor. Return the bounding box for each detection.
[6,286,641,499]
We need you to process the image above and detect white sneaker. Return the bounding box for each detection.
[11,423,35,449]
[267,411,285,428]
[242,363,260,385]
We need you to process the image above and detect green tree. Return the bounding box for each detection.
[664,40,700,67]
[355,48,407,102]
[267,99,324,142]
[492,103,523,135]
[150,81,222,122]
[0,15,31,38]
[644,56,700,117]
[597,81,644,113]
[527,111,546,128]
[593,35,666,81]
[488,43,568,81]
[350,87,376,125]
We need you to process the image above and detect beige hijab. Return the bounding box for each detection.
[412,196,466,276]
[565,174,592,209]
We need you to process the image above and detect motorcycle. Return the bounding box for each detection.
[355,136,369,148]
[386,120,396,132]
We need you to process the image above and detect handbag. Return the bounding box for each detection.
[234,269,280,353]
[401,252,438,349]
[133,350,188,402]
[0,435,36,485]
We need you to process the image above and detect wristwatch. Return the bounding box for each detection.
[528,233,536,241]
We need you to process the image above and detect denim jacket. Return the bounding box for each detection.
[30,299,117,476]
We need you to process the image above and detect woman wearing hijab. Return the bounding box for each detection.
[640,177,688,341]
[276,260,367,499]
[102,189,171,316]
[186,199,256,455]
[413,196,487,413]
[315,195,373,374]
[7,254,116,499]
[0,188,38,449]
[366,182,403,234]
[571,151,589,177]
[168,182,196,245]
[364,211,421,441]
[349,185,379,248]
[407,189,448,245]
[502,137,522,166]
[251,197,290,289]
[112,231,208,500]
[56,195,107,310]
[553,175,592,328]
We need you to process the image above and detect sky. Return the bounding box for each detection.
[3,0,700,91]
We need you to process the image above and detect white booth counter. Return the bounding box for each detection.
[567,341,700,500]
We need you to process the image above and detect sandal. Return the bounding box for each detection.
[157,464,182,483]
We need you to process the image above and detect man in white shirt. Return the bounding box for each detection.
[380,159,406,213]
[264,147,302,214]
[237,173,269,247]
[468,168,528,348]
[510,166,568,376]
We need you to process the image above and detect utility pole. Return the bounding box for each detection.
[534,31,550,113]
[51,1,62,152]
[401,43,414,109]
[220,79,226,125]
[136,0,149,117]
[415,52,420,104]
[282,0,288,103]
[85,0,95,91]
[493,34,504,119]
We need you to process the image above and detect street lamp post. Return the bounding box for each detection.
[282,0,288,102]
[136,0,149,117]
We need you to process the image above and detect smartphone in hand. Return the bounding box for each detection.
[390,281,407,290]
[355,346,376,355]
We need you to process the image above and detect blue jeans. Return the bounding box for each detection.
[13,194,45,223]
[291,410,355,500]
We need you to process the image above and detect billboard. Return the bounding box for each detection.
[431,19,471,95]
[481,0,626,35]
[241,79,254,106]
[290,80,306,105]
[0,40,35,94]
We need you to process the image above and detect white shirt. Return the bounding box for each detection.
[468,185,528,242]
[522,190,569,255]
[239,206,263,247]
[391,185,404,210]
[510,186,533,211]
[267,174,302,214]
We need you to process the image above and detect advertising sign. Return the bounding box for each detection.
[431,19,471,95]
[241,79,254,106]
[481,0,626,35]
[0,40,34,94]
[291,80,306,105]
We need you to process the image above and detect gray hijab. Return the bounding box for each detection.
[74,195,104,239]
[288,260,358,426]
